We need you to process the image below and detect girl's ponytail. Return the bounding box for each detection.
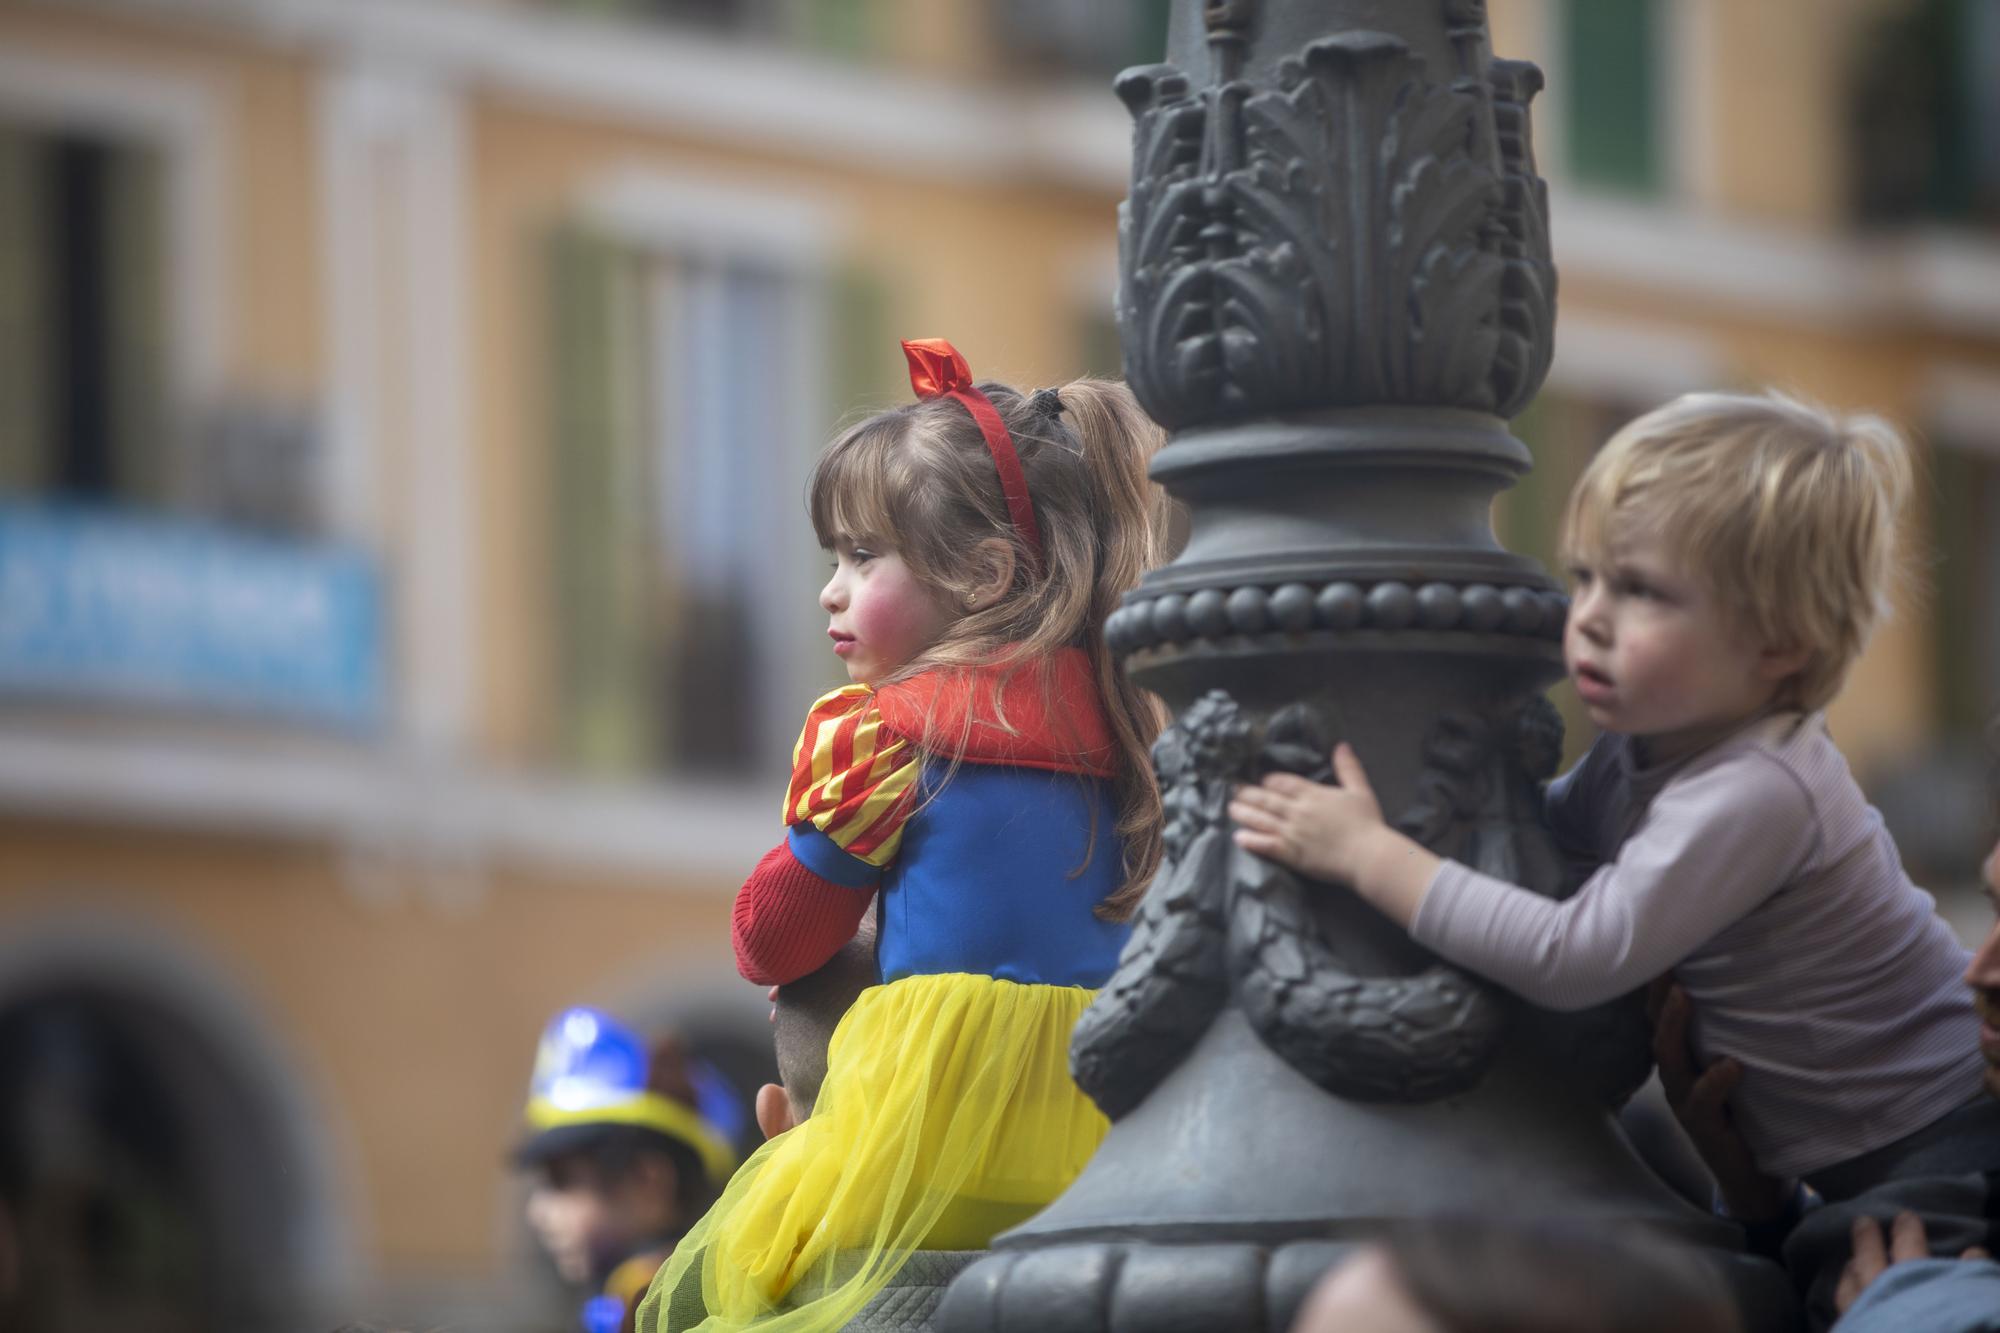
[1054,378,1171,920]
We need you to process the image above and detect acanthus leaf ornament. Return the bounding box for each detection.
[1115,28,1556,430]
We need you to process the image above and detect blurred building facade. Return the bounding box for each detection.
[0,0,1993,1328]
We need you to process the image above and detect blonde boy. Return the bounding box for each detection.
[1232,392,1996,1309]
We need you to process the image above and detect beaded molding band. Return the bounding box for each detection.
[1105,580,1569,652]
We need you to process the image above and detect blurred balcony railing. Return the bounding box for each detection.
[0,500,383,728]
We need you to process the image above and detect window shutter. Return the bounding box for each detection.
[546,224,657,773]
[1562,0,1661,195]
[0,125,48,494]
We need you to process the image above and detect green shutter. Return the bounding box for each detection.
[1562,0,1660,195]
[1497,391,1570,576]
[796,0,875,58]
[102,141,168,507]
[0,125,48,494]
[1929,443,1990,735]
[1501,391,1602,769]
[812,262,893,696]
[1128,0,1173,66]
[1076,305,1123,380]
[828,263,896,417]
[547,225,656,773]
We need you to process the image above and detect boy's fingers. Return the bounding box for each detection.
[1228,800,1283,834]
[1332,743,1374,796]
[1888,1211,1929,1264]
[1261,772,1314,796]
[1233,785,1286,812]
[1232,828,1287,859]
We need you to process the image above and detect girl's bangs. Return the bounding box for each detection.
[809,417,905,548]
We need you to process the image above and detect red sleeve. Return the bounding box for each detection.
[732,840,876,986]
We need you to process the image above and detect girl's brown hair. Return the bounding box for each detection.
[808,376,1170,919]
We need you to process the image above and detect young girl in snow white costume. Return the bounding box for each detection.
[641,339,1170,1332]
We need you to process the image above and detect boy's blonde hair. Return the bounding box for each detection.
[1559,389,1913,713]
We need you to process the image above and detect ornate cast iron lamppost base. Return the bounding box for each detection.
[936,4,1800,1330]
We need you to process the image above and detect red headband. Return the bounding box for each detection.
[901,338,1044,570]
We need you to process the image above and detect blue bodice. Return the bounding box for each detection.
[785,761,1129,987]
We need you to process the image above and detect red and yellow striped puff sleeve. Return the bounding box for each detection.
[782,685,920,868]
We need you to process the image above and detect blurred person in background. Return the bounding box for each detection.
[517,1008,740,1333]
[1290,1221,1741,1333]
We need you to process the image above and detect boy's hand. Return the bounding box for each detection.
[1229,743,1438,926]
[1229,743,1382,882]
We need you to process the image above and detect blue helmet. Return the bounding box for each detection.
[516,1006,737,1188]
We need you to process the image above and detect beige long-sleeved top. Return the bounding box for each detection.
[1412,711,1985,1177]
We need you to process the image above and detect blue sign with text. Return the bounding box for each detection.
[0,502,384,727]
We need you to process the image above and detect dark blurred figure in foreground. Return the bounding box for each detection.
[1292,1221,1741,1333]
[516,1009,739,1333]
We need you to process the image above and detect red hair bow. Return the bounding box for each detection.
[901,338,1044,570]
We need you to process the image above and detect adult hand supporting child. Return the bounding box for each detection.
[1649,979,1793,1225]
[1229,742,1441,927]
[1834,1211,1994,1320]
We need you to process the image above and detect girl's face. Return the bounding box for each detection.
[1563,524,1788,762]
[819,538,956,686]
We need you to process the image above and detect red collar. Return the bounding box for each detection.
[874,648,1117,778]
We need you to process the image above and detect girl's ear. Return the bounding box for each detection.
[964,538,1016,611]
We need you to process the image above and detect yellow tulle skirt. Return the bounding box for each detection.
[637,972,1107,1333]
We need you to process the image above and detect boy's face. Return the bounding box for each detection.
[1969,837,2000,1100]
[524,1151,677,1285]
[1563,526,1794,762]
